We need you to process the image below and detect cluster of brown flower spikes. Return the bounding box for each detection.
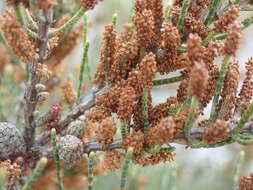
[86,0,253,170]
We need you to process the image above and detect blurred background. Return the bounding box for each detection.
[1,0,253,189]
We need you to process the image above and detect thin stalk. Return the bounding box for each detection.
[121,121,129,139]
[241,6,253,11]
[120,148,133,190]
[235,134,253,145]
[88,153,96,190]
[50,7,86,36]
[176,0,190,32]
[153,75,183,86]
[232,151,245,190]
[21,157,48,190]
[209,56,231,123]
[233,104,253,134]
[77,41,90,102]
[204,0,221,25]
[14,4,24,25]
[142,88,150,132]
[51,128,64,190]
[183,97,199,143]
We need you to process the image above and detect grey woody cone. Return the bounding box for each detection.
[0,122,26,159]
[57,135,84,163]
[66,120,85,139]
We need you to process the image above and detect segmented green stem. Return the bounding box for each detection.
[14,4,24,25]
[235,134,253,145]
[120,148,133,190]
[209,56,231,123]
[21,157,48,190]
[242,14,253,29]
[241,6,253,11]
[183,97,199,143]
[112,13,118,26]
[204,0,221,25]
[77,41,90,102]
[153,75,183,86]
[142,88,150,132]
[176,0,190,31]
[233,104,253,134]
[232,151,245,190]
[51,128,64,190]
[50,7,86,36]
[121,121,129,139]
[88,153,96,190]
[24,9,37,31]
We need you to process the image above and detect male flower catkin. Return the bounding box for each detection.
[103,150,124,171]
[0,160,21,179]
[5,0,29,7]
[146,117,176,146]
[0,9,36,62]
[79,0,104,10]
[238,173,253,190]
[202,119,230,145]
[95,117,117,148]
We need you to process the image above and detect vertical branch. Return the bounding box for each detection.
[77,41,90,102]
[204,0,221,25]
[88,152,96,190]
[120,147,133,190]
[232,151,245,190]
[142,88,150,132]
[51,128,64,190]
[209,56,231,123]
[24,9,53,147]
[21,157,48,190]
[183,97,198,143]
[176,0,190,32]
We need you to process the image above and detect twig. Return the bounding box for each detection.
[88,152,96,190]
[204,0,220,25]
[153,75,183,86]
[176,0,190,32]
[21,157,48,190]
[50,7,86,37]
[142,88,150,132]
[120,148,133,190]
[51,129,64,190]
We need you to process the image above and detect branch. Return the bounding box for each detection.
[23,10,53,147]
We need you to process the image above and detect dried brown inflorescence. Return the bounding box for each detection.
[123,130,145,154]
[60,80,76,109]
[5,0,29,7]
[0,160,21,179]
[79,0,104,10]
[103,150,124,171]
[146,117,176,146]
[217,60,240,120]
[117,86,137,121]
[237,57,253,112]
[0,9,37,62]
[214,5,240,33]
[238,173,253,190]
[95,117,117,148]
[224,21,242,56]
[134,151,176,166]
[202,119,230,145]
[189,62,209,99]
[94,24,116,86]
